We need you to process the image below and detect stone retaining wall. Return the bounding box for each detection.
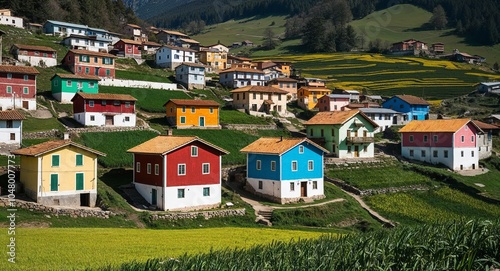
[23,129,60,139]
[221,124,277,130]
[325,177,430,196]
[0,197,115,219]
[149,208,245,220]
[67,126,159,134]
[100,78,178,90]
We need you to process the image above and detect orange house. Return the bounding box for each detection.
[164,99,221,129]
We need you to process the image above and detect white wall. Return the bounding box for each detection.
[99,78,178,90]
[0,97,36,110]
[452,147,478,171]
[17,55,57,67]
[247,178,324,201]
[53,92,79,103]
[401,146,478,171]
[0,120,22,145]
[134,182,165,210]
[164,184,221,211]
[74,112,136,127]
[0,15,23,28]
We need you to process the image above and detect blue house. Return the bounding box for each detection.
[240,137,329,204]
[43,20,118,42]
[382,94,429,122]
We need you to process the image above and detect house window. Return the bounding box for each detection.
[256,160,261,170]
[89,100,94,107]
[421,150,426,157]
[461,151,464,157]
[113,101,120,106]
[77,82,83,89]
[50,174,58,192]
[90,115,95,121]
[433,150,438,158]
[270,161,276,171]
[308,160,314,171]
[191,107,195,113]
[136,162,140,172]
[147,163,152,174]
[471,136,474,142]
[332,129,335,136]
[202,163,210,174]
[76,154,83,166]
[290,182,295,191]
[191,146,198,157]
[409,150,414,157]
[299,145,304,153]
[89,82,95,88]
[321,129,324,137]
[76,173,84,190]
[66,80,72,87]
[6,86,12,93]
[23,87,29,94]
[347,146,351,153]
[471,151,474,157]
[409,135,414,142]
[94,57,98,63]
[461,136,464,142]
[7,73,12,79]
[309,129,313,137]
[178,164,186,175]
[52,155,60,167]
[23,75,29,81]
[154,164,159,175]
[364,145,367,152]
[10,133,15,140]
[124,116,130,122]
[203,187,210,197]
[6,120,13,128]
[258,181,263,190]
[182,106,186,113]
[102,100,107,106]
[444,150,448,158]
[177,189,185,198]
[313,181,318,189]
[423,135,428,142]
[180,116,186,124]
[253,93,256,99]
[433,135,438,142]
[209,107,214,114]
[291,161,298,171]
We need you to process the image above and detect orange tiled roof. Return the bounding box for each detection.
[304,110,378,128]
[230,85,288,94]
[127,135,229,155]
[399,119,480,133]
[0,110,25,120]
[395,95,429,105]
[299,86,331,92]
[72,92,137,101]
[11,140,106,157]
[164,99,220,107]
[159,29,188,37]
[219,67,264,74]
[119,39,143,45]
[127,24,141,29]
[0,65,39,75]
[240,137,328,155]
[68,49,116,58]
[13,44,56,52]
[51,73,100,80]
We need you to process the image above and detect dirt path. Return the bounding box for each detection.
[343,190,395,227]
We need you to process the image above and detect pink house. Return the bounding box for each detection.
[399,119,483,171]
[317,94,351,112]
[113,39,142,59]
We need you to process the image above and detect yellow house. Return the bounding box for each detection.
[198,48,227,70]
[164,99,221,129]
[297,86,332,111]
[11,140,105,207]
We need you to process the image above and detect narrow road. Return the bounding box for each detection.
[342,190,395,227]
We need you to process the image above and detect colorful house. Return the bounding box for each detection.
[226,55,253,69]
[155,30,189,45]
[305,110,378,158]
[0,110,24,146]
[175,63,206,90]
[219,67,265,88]
[51,73,99,103]
[268,77,298,99]
[127,135,229,211]
[317,94,351,112]
[61,34,111,53]
[123,23,147,42]
[71,92,137,127]
[155,45,196,70]
[113,39,142,58]
[11,140,106,207]
[43,20,116,41]
[164,99,220,129]
[10,44,57,67]
[399,119,483,171]
[230,86,288,116]
[382,95,429,122]
[240,137,329,204]
[0,9,23,28]
[62,49,116,78]
[0,65,39,110]
[198,47,227,70]
[472,120,498,159]
[359,108,403,133]
[297,86,331,111]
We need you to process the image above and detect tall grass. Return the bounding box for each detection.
[103,220,500,271]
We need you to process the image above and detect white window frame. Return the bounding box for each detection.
[256,160,261,170]
[147,163,151,174]
[136,162,140,173]
[299,145,304,153]
[178,164,186,175]
[154,164,159,175]
[270,161,276,171]
[291,161,298,171]
[202,163,210,174]
[308,160,314,171]
[191,146,198,157]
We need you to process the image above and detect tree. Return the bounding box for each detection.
[493,62,499,71]
[429,5,448,30]
[302,18,327,52]
[262,27,279,50]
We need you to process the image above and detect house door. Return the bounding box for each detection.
[151,189,157,205]
[22,101,29,109]
[393,115,398,125]
[300,182,307,197]
[105,115,114,126]
[80,193,90,207]
[199,116,205,127]
[354,146,359,157]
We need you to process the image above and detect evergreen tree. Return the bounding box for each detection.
[493,62,499,71]
[262,27,278,50]
[429,5,448,30]
[302,18,327,52]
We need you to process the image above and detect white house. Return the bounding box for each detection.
[175,63,205,90]
[10,44,57,67]
[62,34,111,53]
[359,108,403,133]
[0,9,23,28]
[219,67,265,88]
[230,86,288,116]
[0,110,24,146]
[155,45,196,70]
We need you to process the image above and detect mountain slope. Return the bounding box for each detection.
[122,0,198,20]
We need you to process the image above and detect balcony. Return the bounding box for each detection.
[346,137,374,144]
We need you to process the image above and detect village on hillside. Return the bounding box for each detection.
[0,9,499,225]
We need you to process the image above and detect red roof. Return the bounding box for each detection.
[68,49,116,58]
[0,65,39,75]
[164,99,220,107]
[0,110,25,120]
[72,92,137,102]
[13,44,56,52]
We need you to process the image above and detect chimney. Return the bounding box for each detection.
[167,129,173,136]
[63,133,70,140]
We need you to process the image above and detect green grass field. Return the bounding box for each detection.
[99,86,190,113]
[220,109,272,124]
[0,227,326,271]
[22,115,64,133]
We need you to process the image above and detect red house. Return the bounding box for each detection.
[71,92,137,127]
[399,119,483,171]
[113,39,142,59]
[127,135,229,211]
[0,65,39,110]
[10,44,57,67]
[62,49,116,78]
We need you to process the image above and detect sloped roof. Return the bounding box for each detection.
[11,140,106,157]
[72,92,136,101]
[472,120,500,130]
[176,62,206,68]
[0,65,39,75]
[219,67,264,74]
[0,110,25,120]
[68,49,116,58]
[269,77,298,83]
[118,39,142,45]
[359,108,399,114]
[230,86,288,94]
[179,38,200,44]
[159,44,197,53]
[12,44,56,52]
[126,23,141,29]
[399,119,482,133]
[158,29,188,37]
[51,73,100,81]
[299,86,331,92]
[240,137,328,155]
[164,99,220,107]
[127,135,229,155]
[304,110,378,128]
[394,95,429,105]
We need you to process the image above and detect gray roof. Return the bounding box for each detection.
[480,82,500,86]
[490,114,500,120]
[344,90,360,94]
[359,108,400,114]
[326,94,353,99]
[365,95,383,100]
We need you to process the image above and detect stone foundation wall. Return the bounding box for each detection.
[0,197,114,219]
[325,177,429,196]
[37,193,97,208]
[67,126,157,134]
[149,208,245,220]
[221,124,277,130]
[23,129,60,139]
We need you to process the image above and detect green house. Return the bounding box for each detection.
[51,73,99,103]
[304,109,378,158]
